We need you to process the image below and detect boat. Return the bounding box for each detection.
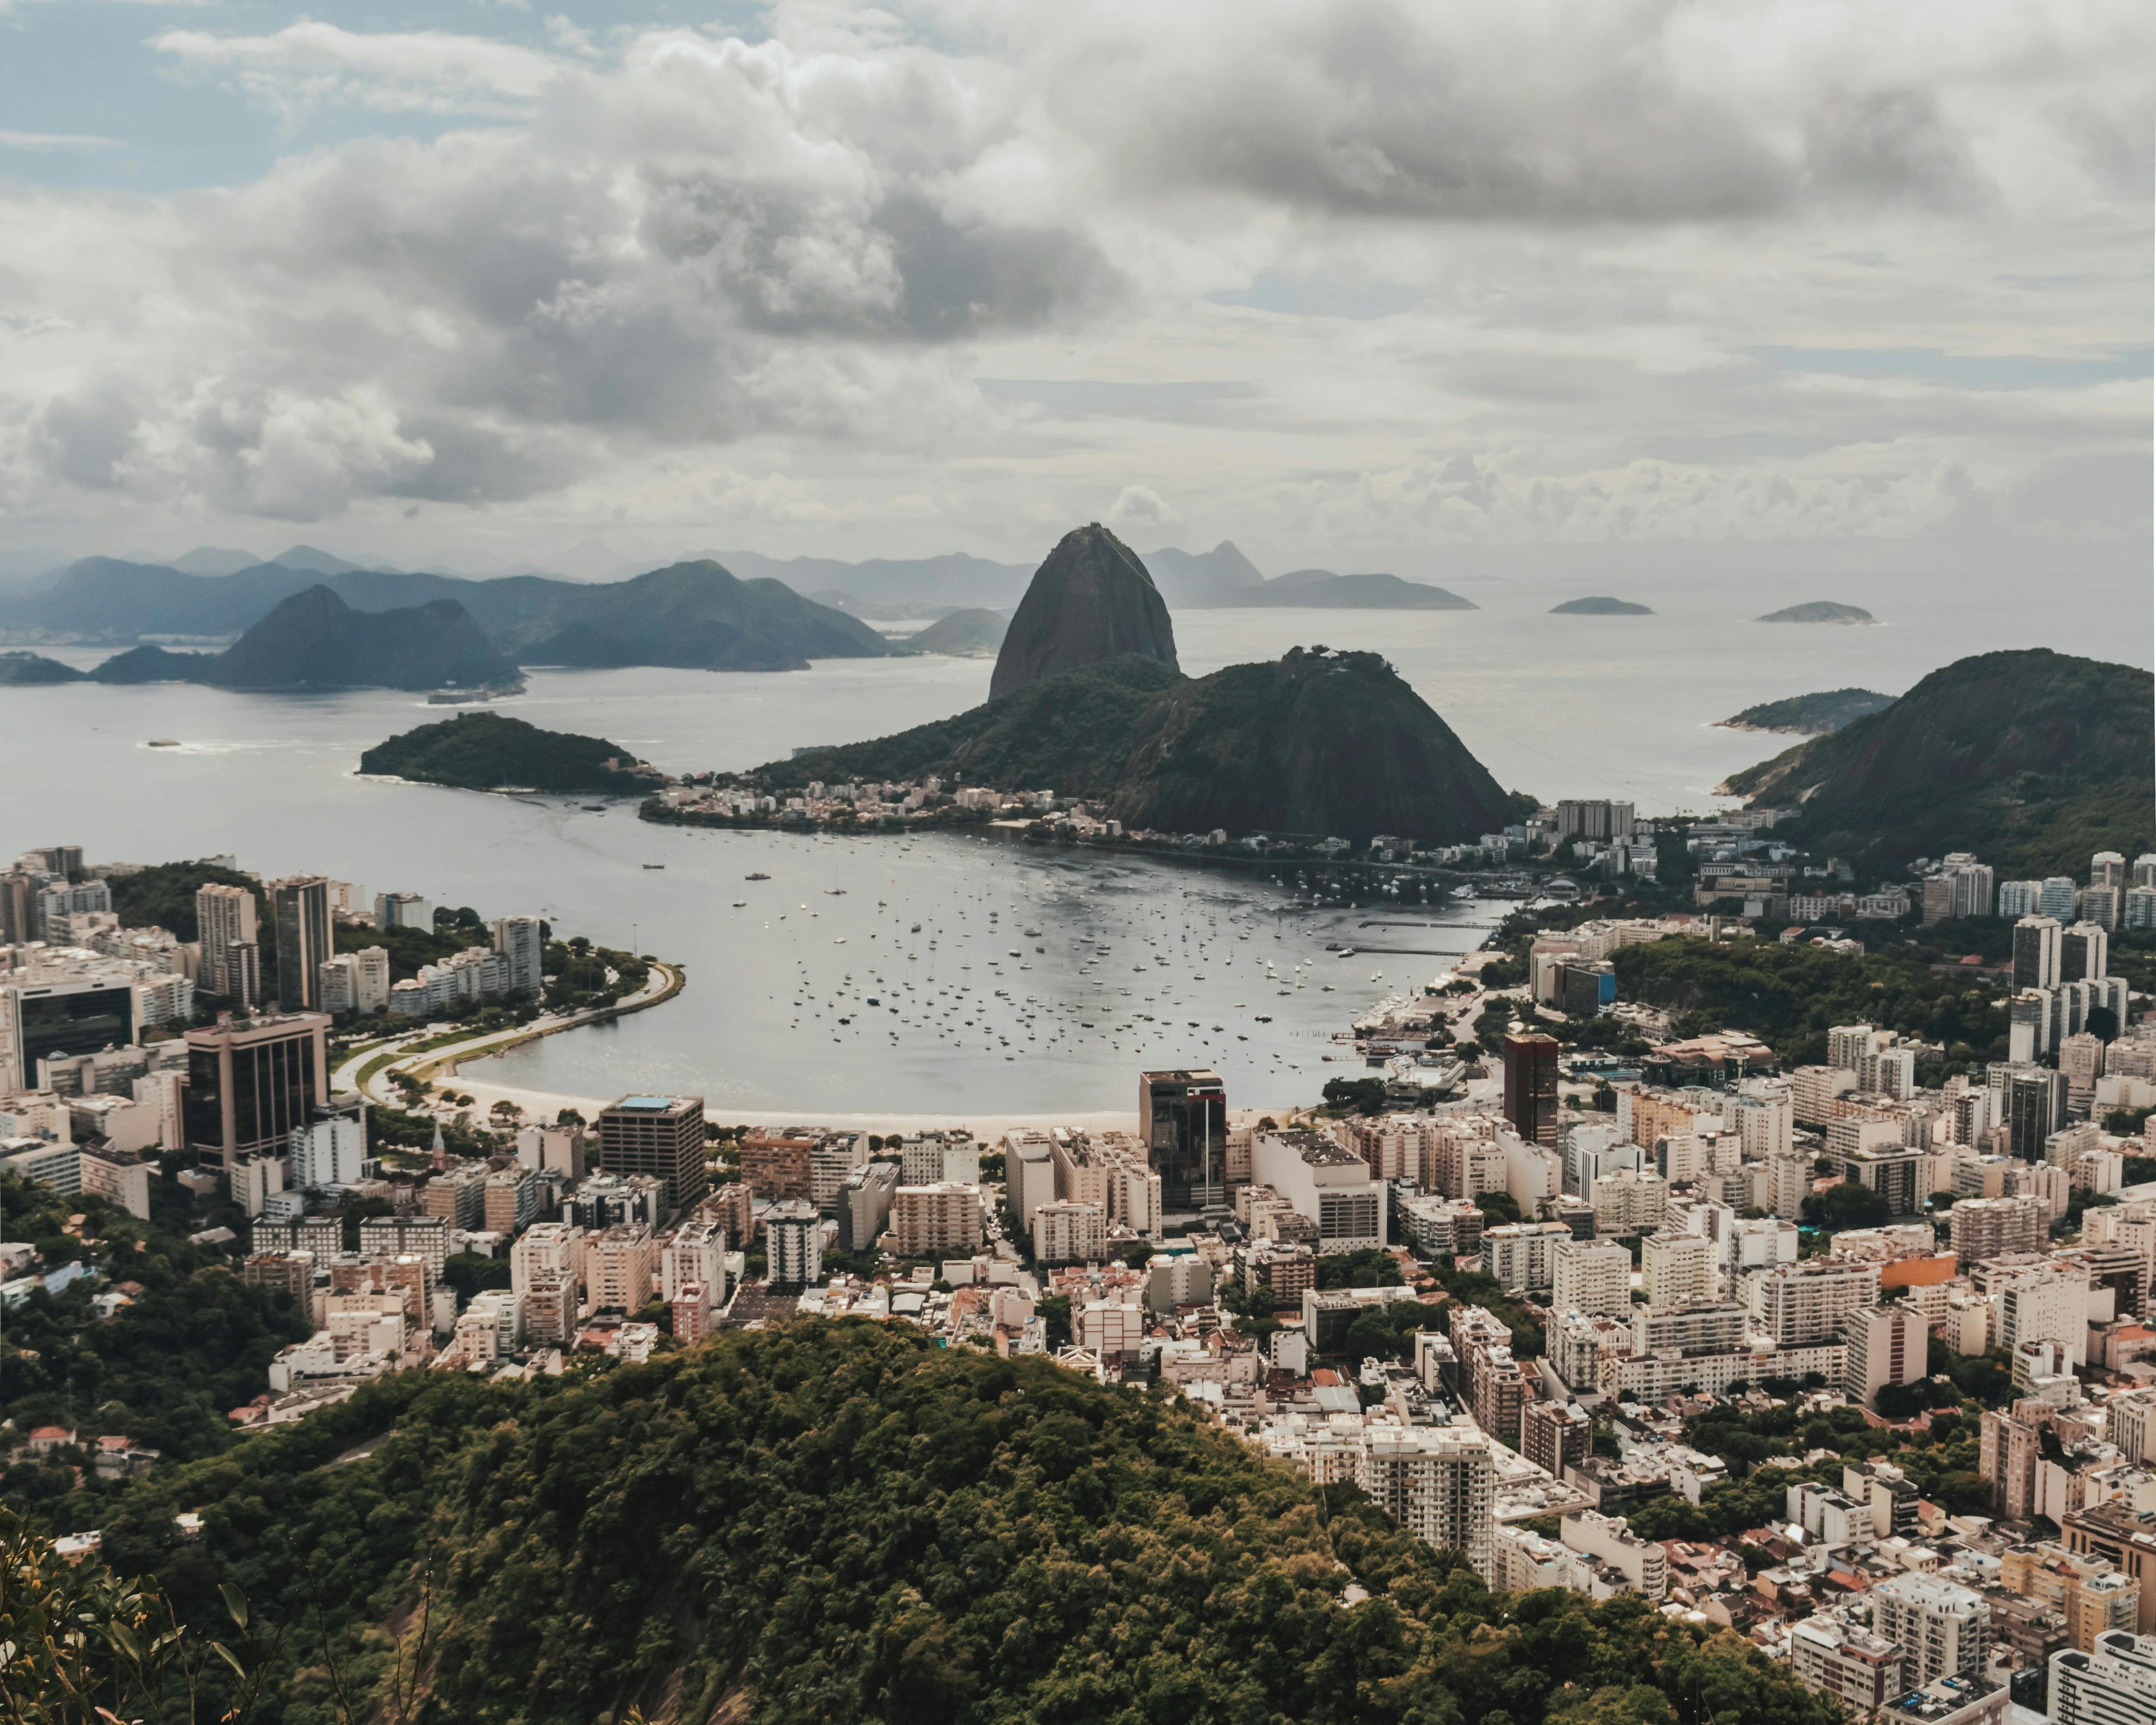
[147,739,181,748]
[910,923,921,932]
[583,804,606,812]
[642,863,665,870]
[746,872,770,880]
[826,889,846,896]
[731,900,747,907]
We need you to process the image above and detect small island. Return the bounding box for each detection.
[1756,600,1876,625]
[1550,596,1653,616]
[360,711,662,794]
[1718,687,1896,734]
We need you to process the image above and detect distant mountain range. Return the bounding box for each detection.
[0,555,894,674]
[1722,648,2152,873]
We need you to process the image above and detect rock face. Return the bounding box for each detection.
[1111,647,1515,844]
[1723,647,2152,873]
[990,525,1179,699]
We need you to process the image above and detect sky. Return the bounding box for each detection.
[0,0,2150,581]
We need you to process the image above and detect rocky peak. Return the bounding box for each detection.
[989,523,1179,699]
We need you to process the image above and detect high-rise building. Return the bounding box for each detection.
[289,1114,365,1190]
[2049,1630,2156,1725]
[2062,921,2111,983]
[1640,1231,1716,1307]
[2126,887,2156,931]
[595,1094,708,1208]
[1549,1237,1632,1318]
[270,877,332,1012]
[1139,1069,1228,1208]
[195,883,258,997]
[374,891,432,932]
[1554,801,1635,841]
[1872,1573,1988,1689]
[182,1013,330,1168]
[1521,1399,1592,1481]
[1747,1259,1881,1347]
[2006,1067,2069,1162]
[1033,1199,1107,1265]
[1996,880,2043,919]
[2092,852,2128,891]
[1356,1425,1495,1578]
[1842,1303,1929,1408]
[765,1199,821,1285]
[1502,1033,1560,1148]
[2013,916,2063,990]
[1948,1193,2050,1264]
[2134,855,2156,892]
[2041,877,2080,920]
[890,1182,982,1257]
[492,915,546,996]
[2079,886,2122,933]
[0,974,139,1095]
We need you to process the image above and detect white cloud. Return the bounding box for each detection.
[0,130,125,151]
[0,1,2144,557]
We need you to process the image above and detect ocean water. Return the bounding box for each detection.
[9,574,2141,1113]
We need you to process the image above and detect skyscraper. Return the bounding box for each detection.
[2062,922,2110,984]
[2041,877,2079,920]
[182,1013,330,1168]
[195,883,258,997]
[492,915,547,996]
[1141,1070,1228,1208]
[1502,1033,1560,1147]
[2006,1067,2068,1162]
[2012,915,2062,990]
[270,876,332,1012]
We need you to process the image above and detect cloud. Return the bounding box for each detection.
[0,1,2145,550]
[0,131,126,151]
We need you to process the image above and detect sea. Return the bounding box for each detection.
[13,576,2146,1118]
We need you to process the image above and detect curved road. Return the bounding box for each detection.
[333,962,681,1107]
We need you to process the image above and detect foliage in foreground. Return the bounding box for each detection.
[79,1321,1840,1725]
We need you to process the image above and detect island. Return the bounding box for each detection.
[360,711,663,793]
[1756,600,1876,624]
[1718,688,1895,734]
[1550,596,1653,615]
[901,608,1007,657]
[0,650,86,685]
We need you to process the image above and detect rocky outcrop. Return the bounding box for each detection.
[989,524,1179,699]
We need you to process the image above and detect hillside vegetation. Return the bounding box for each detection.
[1717,688,1894,734]
[74,1321,1838,1725]
[360,711,660,793]
[1724,648,2153,873]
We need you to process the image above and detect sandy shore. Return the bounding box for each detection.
[426,1063,1294,1139]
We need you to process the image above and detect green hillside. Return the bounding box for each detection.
[360,711,661,793]
[1724,647,2153,873]
[1718,688,1894,734]
[73,1322,1837,1725]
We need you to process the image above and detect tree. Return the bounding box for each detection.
[2086,1005,2120,1042]
[1803,1181,1892,1231]
[1321,1077,1386,1115]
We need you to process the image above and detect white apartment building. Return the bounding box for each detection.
[1843,1303,1931,1409]
[1641,1231,1717,1307]
[2049,1631,2156,1725]
[583,1224,657,1313]
[765,1200,823,1286]
[662,1219,727,1307]
[1791,1616,1905,1715]
[892,1182,982,1257]
[1996,1261,2092,1368]
[289,1116,365,1191]
[1482,1220,1573,1294]
[1549,1238,1632,1319]
[492,915,546,996]
[1356,1423,1495,1580]
[1589,1168,1668,1237]
[1872,1573,1988,1688]
[511,1222,583,1300]
[1950,1194,2050,1264]
[1032,1199,1107,1265]
[1747,1259,1881,1347]
[1560,1509,1666,1600]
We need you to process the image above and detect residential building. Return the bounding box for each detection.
[1997,1260,2092,1367]
[289,1115,365,1191]
[195,883,258,998]
[595,1093,707,1208]
[483,1167,544,1234]
[1843,1302,1930,1408]
[515,1122,586,1179]
[1559,1509,1666,1600]
[1641,1231,1716,1307]
[2048,1630,2156,1725]
[1791,1616,1904,1715]
[809,1133,869,1215]
[1482,1220,1572,1294]
[739,1129,814,1200]
[511,1222,582,1300]
[1872,1572,1988,1688]
[891,1182,981,1257]
[764,1199,821,1285]
[1004,1132,1056,1225]
[1747,1259,1881,1347]
[1033,1199,1107,1265]
[1139,1068,1228,1209]
[1999,1544,2144,1653]
[661,1219,727,1309]
[372,892,431,932]
[1588,1167,1669,1237]
[1521,1399,1591,1480]
[2063,1509,2156,1638]
[837,1161,900,1252]
[1950,1193,2051,1264]
[492,915,546,996]
[1549,1237,1632,1319]
[1356,1424,1495,1579]
[582,1224,657,1313]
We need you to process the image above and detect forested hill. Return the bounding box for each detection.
[1723,647,2153,873]
[75,1321,1839,1725]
